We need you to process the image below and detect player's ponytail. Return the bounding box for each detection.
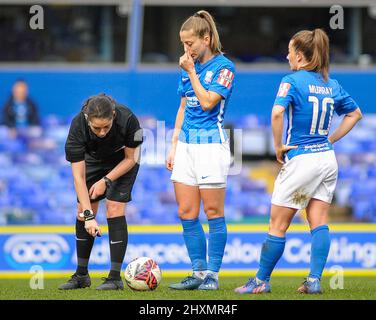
[82,93,116,121]
[181,10,222,54]
[292,28,330,81]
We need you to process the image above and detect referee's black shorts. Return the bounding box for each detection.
[81,152,139,203]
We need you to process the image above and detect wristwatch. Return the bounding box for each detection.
[103,176,113,189]
[82,209,95,221]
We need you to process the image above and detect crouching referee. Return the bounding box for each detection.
[59,93,143,290]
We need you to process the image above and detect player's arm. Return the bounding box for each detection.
[180,50,222,111]
[66,122,92,211]
[66,121,99,203]
[328,107,362,144]
[172,97,186,147]
[271,105,285,150]
[166,97,185,171]
[72,161,101,237]
[188,72,222,111]
[271,105,297,164]
[104,146,140,182]
[71,160,92,210]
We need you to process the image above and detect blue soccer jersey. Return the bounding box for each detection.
[177,54,235,144]
[274,70,359,158]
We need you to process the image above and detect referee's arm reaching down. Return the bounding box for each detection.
[71,160,92,213]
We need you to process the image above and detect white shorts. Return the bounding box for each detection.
[272,150,338,210]
[171,140,231,189]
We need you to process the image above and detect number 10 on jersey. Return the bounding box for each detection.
[309,96,334,135]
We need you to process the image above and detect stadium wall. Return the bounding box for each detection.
[0,224,375,278]
[0,69,375,124]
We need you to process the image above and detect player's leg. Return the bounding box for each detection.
[235,204,296,294]
[191,141,230,290]
[169,141,206,289]
[97,164,139,290]
[298,151,337,294]
[258,204,296,279]
[198,187,226,290]
[253,154,318,290]
[76,201,100,275]
[73,159,105,278]
[235,154,299,294]
[58,201,99,290]
[106,200,127,281]
[297,198,331,294]
[95,200,127,290]
[169,182,204,290]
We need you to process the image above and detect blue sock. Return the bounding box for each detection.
[256,234,286,281]
[181,219,207,272]
[207,217,227,272]
[309,225,330,280]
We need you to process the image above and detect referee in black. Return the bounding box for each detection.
[59,93,143,290]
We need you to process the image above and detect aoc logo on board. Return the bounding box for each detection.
[4,235,70,269]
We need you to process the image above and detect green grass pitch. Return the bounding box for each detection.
[0,277,375,300]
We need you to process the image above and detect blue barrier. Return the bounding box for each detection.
[0,69,375,124]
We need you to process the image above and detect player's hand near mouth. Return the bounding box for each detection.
[179,48,195,74]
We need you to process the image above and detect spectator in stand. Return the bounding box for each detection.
[2,79,40,138]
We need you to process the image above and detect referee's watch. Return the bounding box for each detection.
[82,209,95,221]
[103,176,113,189]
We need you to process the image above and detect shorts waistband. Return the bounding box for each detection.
[286,142,333,161]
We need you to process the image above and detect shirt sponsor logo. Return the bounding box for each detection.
[216,69,234,88]
[185,90,200,107]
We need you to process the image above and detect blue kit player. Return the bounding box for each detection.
[235,29,362,294]
[166,10,235,290]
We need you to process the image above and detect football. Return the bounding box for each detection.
[124,257,162,291]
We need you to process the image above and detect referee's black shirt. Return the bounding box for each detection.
[65,104,143,163]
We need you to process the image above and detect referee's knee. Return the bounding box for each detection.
[106,201,126,218]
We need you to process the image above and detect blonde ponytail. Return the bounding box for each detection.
[181,10,222,54]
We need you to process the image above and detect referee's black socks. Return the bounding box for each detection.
[75,219,95,275]
[107,216,128,280]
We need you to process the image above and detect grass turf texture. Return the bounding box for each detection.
[0,277,375,300]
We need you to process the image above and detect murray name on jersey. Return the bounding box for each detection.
[308,85,333,95]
